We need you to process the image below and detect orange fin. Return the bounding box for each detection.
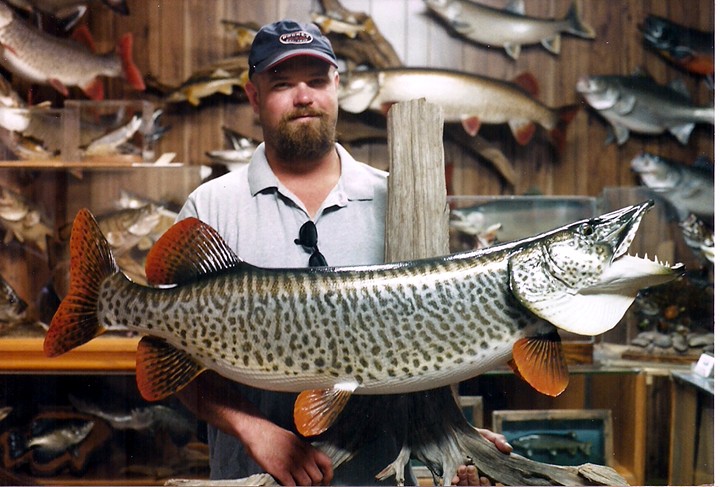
[549,104,579,153]
[461,116,481,136]
[136,336,206,401]
[294,384,357,437]
[513,71,539,97]
[71,24,97,52]
[44,209,117,357]
[48,78,70,97]
[145,217,243,286]
[117,33,146,91]
[510,331,568,397]
[81,78,104,100]
[509,119,536,145]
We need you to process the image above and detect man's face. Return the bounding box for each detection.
[246,57,339,162]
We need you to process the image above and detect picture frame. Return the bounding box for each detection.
[492,409,613,467]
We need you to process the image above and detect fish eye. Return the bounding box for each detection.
[579,224,593,236]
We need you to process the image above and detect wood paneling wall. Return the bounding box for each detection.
[90,0,714,198]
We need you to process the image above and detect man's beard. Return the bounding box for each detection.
[270,109,337,162]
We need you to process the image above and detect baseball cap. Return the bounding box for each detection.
[248,20,338,77]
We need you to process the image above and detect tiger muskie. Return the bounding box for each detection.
[339,67,578,149]
[424,0,595,60]
[45,201,682,437]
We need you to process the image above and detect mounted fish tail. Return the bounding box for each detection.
[45,203,683,437]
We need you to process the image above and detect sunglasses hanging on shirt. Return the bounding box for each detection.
[294,221,328,267]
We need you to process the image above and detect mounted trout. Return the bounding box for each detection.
[45,201,682,437]
[338,67,578,151]
[0,2,144,100]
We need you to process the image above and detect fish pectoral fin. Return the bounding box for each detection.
[135,336,206,402]
[613,94,636,115]
[460,116,481,136]
[612,124,630,145]
[508,119,536,145]
[510,332,568,397]
[293,382,357,437]
[541,35,561,55]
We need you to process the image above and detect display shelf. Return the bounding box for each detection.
[0,337,139,372]
[0,155,182,169]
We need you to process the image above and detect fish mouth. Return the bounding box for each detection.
[595,200,653,262]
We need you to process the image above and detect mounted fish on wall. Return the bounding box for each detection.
[5,0,129,31]
[640,14,714,81]
[424,0,596,60]
[0,1,144,100]
[576,72,714,145]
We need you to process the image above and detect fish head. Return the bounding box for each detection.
[630,152,679,191]
[338,71,379,113]
[0,2,13,27]
[640,15,676,50]
[509,200,684,336]
[0,187,30,222]
[0,275,27,322]
[576,76,620,110]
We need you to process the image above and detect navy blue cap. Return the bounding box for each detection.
[248,20,338,77]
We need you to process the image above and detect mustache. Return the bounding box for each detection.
[284,108,327,121]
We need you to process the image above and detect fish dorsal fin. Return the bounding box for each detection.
[505,0,525,15]
[294,382,357,437]
[145,217,243,286]
[510,331,568,397]
[135,336,206,401]
[513,72,539,97]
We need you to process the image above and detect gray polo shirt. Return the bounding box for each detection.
[177,143,412,484]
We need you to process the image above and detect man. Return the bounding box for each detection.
[176,20,510,486]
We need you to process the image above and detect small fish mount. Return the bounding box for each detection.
[0,411,111,477]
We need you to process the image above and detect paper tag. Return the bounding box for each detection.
[692,353,715,378]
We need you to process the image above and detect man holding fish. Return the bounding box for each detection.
[174,20,510,486]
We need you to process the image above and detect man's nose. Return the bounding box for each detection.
[294,83,313,105]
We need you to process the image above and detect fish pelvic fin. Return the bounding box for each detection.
[564,0,596,39]
[136,336,206,401]
[510,331,569,397]
[294,382,357,437]
[145,217,243,286]
[117,33,145,91]
[549,104,579,153]
[44,209,118,357]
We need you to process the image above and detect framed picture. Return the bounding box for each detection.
[492,409,613,467]
[458,395,484,428]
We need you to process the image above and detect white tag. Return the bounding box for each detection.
[692,353,715,378]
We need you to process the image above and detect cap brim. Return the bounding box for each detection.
[257,50,338,74]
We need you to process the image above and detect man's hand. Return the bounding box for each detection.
[452,428,511,486]
[244,421,334,486]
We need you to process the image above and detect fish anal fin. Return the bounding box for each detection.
[136,336,205,401]
[48,78,70,97]
[503,43,521,60]
[549,104,579,153]
[294,383,356,437]
[541,35,561,55]
[509,119,536,145]
[145,217,242,286]
[511,332,569,397]
[461,116,481,136]
[81,78,104,101]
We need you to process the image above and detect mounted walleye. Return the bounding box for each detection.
[424,0,595,60]
[576,73,714,145]
[640,14,714,78]
[339,68,578,150]
[0,2,144,100]
[45,201,682,438]
[631,152,714,223]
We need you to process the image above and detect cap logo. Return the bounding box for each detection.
[279,31,313,45]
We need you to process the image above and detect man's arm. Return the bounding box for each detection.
[176,372,334,486]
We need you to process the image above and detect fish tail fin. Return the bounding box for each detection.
[565,0,596,39]
[44,209,118,357]
[549,104,579,153]
[117,33,146,91]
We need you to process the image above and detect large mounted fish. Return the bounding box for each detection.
[45,201,682,441]
[576,73,714,145]
[339,68,578,150]
[0,2,145,100]
[424,0,595,60]
[640,14,714,78]
[630,151,714,223]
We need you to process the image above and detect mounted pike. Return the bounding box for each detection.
[0,1,145,100]
[45,201,682,439]
[339,68,578,150]
[424,0,595,60]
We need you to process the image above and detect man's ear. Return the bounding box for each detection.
[244,79,260,113]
